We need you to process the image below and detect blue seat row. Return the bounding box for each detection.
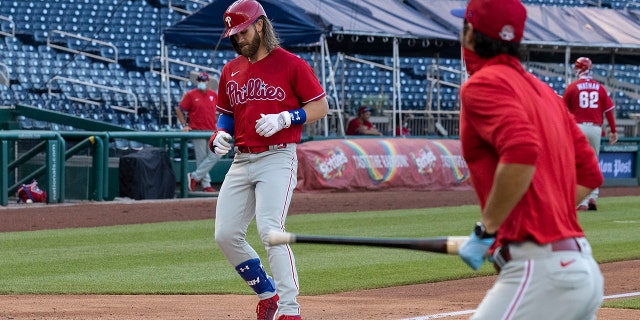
[2,0,639,131]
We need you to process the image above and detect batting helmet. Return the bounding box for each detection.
[223,0,266,38]
[574,57,592,73]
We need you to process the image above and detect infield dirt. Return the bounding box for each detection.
[1,187,638,319]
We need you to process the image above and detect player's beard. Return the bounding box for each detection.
[240,34,261,59]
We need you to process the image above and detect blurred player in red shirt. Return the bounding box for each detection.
[345,106,383,136]
[175,72,219,192]
[563,56,618,211]
[451,0,604,318]
[394,113,411,137]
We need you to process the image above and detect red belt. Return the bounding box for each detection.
[494,238,581,272]
[237,143,287,154]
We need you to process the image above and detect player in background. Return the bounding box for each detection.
[563,56,618,211]
[394,113,411,137]
[175,72,219,193]
[451,0,604,319]
[209,1,329,319]
[345,106,383,136]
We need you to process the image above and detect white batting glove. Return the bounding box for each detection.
[255,111,292,137]
[208,131,232,155]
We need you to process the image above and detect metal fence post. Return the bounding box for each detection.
[0,140,8,206]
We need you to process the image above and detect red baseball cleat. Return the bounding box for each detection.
[256,294,279,320]
[588,198,597,211]
[187,172,198,192]
[202,186,216,193]
[577,205,588,211]
[277,316,301,320]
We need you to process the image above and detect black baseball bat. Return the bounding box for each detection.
[268,230,468,255]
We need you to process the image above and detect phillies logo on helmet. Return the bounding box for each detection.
[575,57,592,71]
[222,0,266,38]
[574,57,592,77]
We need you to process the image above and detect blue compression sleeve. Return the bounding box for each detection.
[235,259,276,294]
[289,108,307,125]
[217,113,234,133]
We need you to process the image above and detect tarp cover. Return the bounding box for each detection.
[406,0,640,46]
[163,0,326,49]
[163,0,457,51]
[287,0,456,40]
[163,0,640,58]
[288,0,458,55]
[119,148,177,200]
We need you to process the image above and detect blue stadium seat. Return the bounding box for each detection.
[17,115,33,130]
[1,0,638,136]
[114,138,130,153]
[33,120,49,130]
[1,91,15,106]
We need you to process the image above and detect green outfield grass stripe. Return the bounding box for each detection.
[0,196,637,297]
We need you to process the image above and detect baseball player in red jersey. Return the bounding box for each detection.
[451,0,604,319]
[563,57,618,211]
[175,72,219,192]
[209,1,329,319]
[345,106,383,136]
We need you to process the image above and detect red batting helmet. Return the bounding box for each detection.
[223,0,266,38]
[574,57,592,73]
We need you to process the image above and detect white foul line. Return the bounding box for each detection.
[603,291,640,300]
[400,292,640,320]
[400,310,475,320]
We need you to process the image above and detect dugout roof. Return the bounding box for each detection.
[163,0,640,63]
[162,0,326,49]
[162,0,459,56]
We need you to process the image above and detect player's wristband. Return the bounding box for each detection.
[288,108,307,125]
[217,113,234,133]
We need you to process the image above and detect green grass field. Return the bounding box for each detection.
[0,196,638,310]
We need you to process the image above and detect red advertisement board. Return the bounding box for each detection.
[296,138,473,192]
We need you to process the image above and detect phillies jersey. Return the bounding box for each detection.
[459,54,603,250]
[179,89,218,130]
[562,77,614,125]
[216,48,326,147]
[345,118,375,135]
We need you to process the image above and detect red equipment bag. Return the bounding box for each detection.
[17,180,47,203]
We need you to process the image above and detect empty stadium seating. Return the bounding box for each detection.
[0,0,639,135]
